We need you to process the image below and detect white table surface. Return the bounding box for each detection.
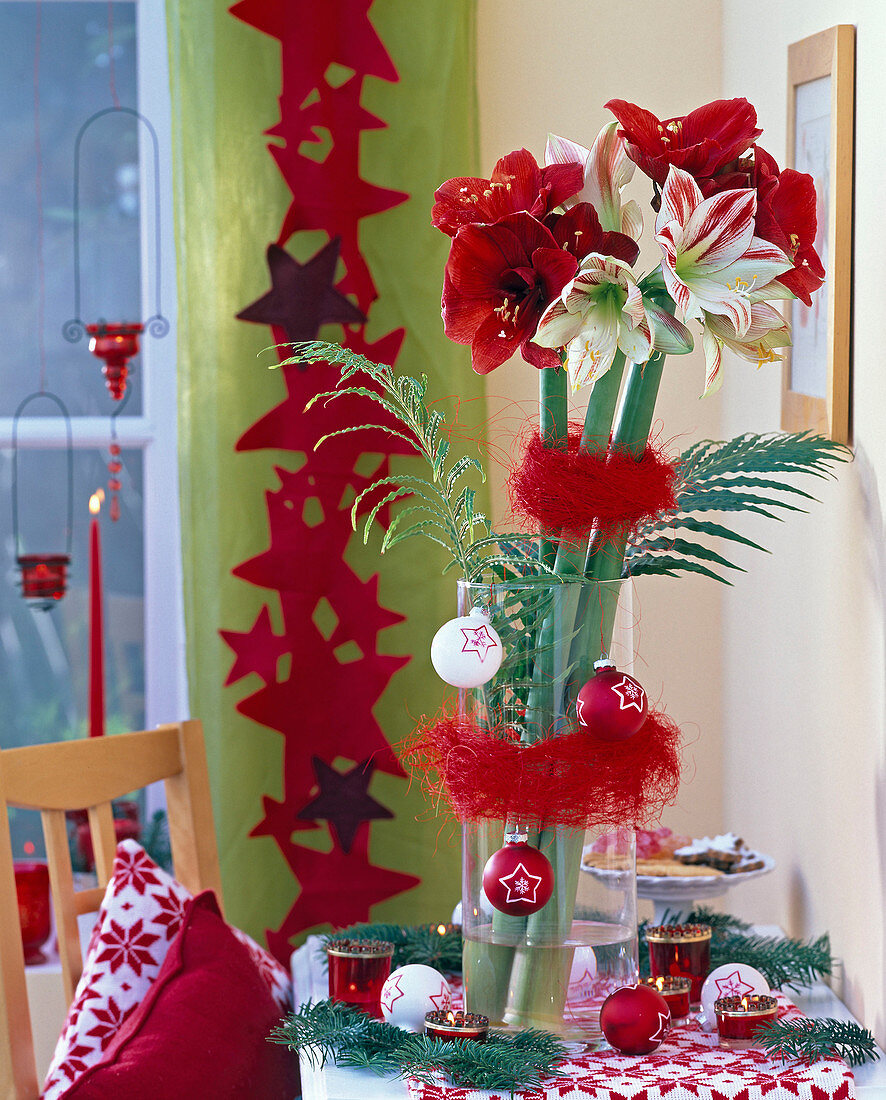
[291,932,886,1100]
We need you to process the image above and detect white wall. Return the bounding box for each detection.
[476,0,727,866]
[477,0,886,1040]
[721,0,886,1043]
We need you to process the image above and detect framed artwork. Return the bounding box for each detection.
[781,24,854,445]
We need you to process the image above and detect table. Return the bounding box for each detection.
[291,935,886,1100]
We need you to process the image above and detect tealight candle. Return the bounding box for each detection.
[714,994,778,1048]
[646,923,712,1003]
[424,1010,489,1043]
[326,939,394,1019]
[641,975,692,1019]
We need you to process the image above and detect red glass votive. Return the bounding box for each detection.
[14,862,51,964]
[425,1010,489,1043]
[646,924,711,1003]
[714,994,778,1048]
[86,322,144,400]
[640,975,692,1019]
[326,939,393,1019]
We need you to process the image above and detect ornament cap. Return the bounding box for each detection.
[504,831,528,845]
[593,657,617,672]
[468,604,492,621]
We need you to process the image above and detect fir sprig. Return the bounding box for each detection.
[754,1017,879,1067]
[638,911,833,991]
[270,999,568,1091]
[320,921,463,974]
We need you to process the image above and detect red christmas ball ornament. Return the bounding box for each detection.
[601,984,671,1055]
[481,836,554,916]
[576,659,648,741]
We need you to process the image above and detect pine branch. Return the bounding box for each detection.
[711,931,833,993]
[270,998,568,1090]
[320,922,463,974]
[755,1017,880,1067]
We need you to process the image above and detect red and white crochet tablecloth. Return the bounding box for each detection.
[405,993,854,1100]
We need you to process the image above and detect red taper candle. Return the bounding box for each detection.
[88,495,105,737]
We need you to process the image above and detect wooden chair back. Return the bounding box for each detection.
[0,720,222,1100]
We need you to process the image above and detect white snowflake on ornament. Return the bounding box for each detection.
[430,606,503,688]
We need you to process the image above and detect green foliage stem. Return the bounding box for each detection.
[755,1017,879,1068]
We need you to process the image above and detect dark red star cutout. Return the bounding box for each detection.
[297,756,392,852]
[235,238,366,346]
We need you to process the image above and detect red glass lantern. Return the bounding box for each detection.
[12,392,73,610]
[14,862,52,965]
[86,322,144,401]
[17,554,71,608]
[63,107,168,401]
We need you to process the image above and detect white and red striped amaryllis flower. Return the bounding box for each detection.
[431,148,584,238]
[654,165,792,340]
[534,254,693,392]
[701,287,793,395]
[442,211,578,375]
[545,123,643,241]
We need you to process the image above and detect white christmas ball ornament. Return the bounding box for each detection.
[380,964,452,1031]
[698,962,770,1032]
[430,606,503,689]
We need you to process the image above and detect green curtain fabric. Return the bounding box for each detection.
[166,1,482,941]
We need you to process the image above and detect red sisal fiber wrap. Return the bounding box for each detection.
[508,423,679,541]
[401,708,682,831]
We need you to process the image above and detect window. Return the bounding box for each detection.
[0,0,183,859]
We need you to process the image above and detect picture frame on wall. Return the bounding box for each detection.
[781,24,854,446]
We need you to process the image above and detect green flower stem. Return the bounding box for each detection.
[538,365,568,569]
[552,352,626,578]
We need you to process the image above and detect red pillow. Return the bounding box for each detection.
[60,892,299,1099]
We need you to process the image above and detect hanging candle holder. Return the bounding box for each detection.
[12,392,74,611]
[62,106,168,401]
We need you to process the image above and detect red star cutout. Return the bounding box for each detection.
[380,972,404,1014]
[236,238,365,345]
[221,605,287,685]
[296,757,393,853]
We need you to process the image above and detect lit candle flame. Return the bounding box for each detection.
[445,1010,457,1025]
[89,489,105,516]
[741,996,749,1010]
[436,924,447,936]
[656,977,665,991]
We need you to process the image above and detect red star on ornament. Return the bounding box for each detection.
[714,970,757,998]
[236,238,365,346]
[296,757,393,853]
[380,972,404,1013]
[611,676,647,712]
[428,984,451,1011]
[498,862,543,905]
[568,968,597,994]
[460,625,498,662]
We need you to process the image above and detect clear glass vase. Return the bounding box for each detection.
[457,576,638,1042]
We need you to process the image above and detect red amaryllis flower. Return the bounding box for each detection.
[605,97,762,188]
[751,146,824,306]
[442,211,578,374]
[432,149,584,237]
[546,202,640,266]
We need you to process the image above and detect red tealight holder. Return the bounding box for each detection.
[714,994,778,1048]
[425,1010,489,1043]
[14,862,51,964]
[326,939,394,1019]
[17,554,70,609]
[646,923,711,1003]
[640,975,692,1019]
[86,322,144,400]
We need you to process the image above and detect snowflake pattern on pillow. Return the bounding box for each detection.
[41,840,292,1099]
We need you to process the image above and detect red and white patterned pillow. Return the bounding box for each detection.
[41,840,292,1099]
